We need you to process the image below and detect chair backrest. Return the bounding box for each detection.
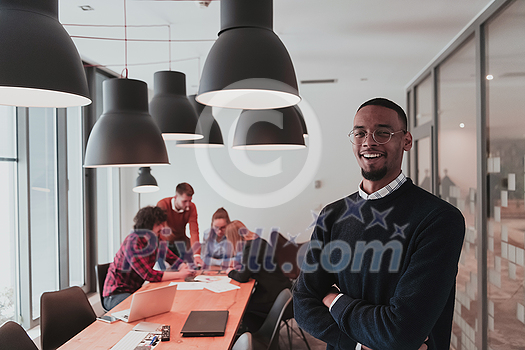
[40,286,97,350]
[232,332,253,350]
[0,321,38,350]
[95,263,111,309]
[253,288,292,350]
[274,233,307,280]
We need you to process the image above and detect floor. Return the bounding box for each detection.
[278,318,327,350]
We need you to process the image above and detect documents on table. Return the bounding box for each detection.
[169,282,204,290]
[203,282,240,293]
[170,275,240,293]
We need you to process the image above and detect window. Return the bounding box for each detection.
[27,108,59,319]
[0,66,121,329]
[0,106,17,325]
[67,107,85,287]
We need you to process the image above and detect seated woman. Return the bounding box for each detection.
[226,220,292,332]
[103,206,194,311]
[201,207,238,268]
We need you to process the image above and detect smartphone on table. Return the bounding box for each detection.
[97,315,118,323]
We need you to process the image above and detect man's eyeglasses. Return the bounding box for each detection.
[348,128,406,145]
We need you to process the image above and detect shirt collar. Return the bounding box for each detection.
[358,172,407,200]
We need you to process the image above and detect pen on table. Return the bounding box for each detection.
[149,335,157,346]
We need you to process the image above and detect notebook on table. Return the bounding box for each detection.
[180,310,229,337]
[111,284,177,323]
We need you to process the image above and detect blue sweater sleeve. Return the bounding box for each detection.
[329,208,465,350]
[293,221,358,349]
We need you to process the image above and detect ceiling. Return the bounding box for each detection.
[59,0,494,102]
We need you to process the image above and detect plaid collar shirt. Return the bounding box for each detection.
[358,172,407,200]
[103,230,182,297]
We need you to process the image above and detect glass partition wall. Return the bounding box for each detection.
[406,0,525,348]
[485,1,525,348]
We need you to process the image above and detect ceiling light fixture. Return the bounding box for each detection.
[0,0,91,107]
[133,167,159,193]
[233,106,306,150]
[176,95,224,148]
[84,79,170,167]
[84,0,169,168]
[150,71,203,141]
[295,105,308,138]
[197,0,300,109]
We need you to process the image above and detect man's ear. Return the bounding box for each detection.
[403,131,413,152]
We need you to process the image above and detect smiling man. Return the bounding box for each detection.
[293,98,466,350]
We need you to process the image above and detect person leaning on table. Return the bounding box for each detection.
[157,182,202,266]
[226,220,292,333]
[201,207,237,268]
[103,206,194,311]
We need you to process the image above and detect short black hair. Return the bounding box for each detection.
[133,206,167,230]
[357,97,407,130]
[176,182,194,196]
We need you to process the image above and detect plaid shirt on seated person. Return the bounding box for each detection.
[103,230,182,297]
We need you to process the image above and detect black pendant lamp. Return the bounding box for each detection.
[133,167,159,193]
[176,95,224,148]
[295,105,308,138]
[233,106,306,150]
[150,71,203,141]
[0,0,91,107]
[197,0,300,110]
[84,78,170,167]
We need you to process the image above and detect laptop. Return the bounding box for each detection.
[180,310,229,337]
[111,284,177,323]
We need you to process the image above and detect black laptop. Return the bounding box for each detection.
[180,310,229,337]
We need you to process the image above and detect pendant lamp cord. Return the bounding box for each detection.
[168,24,172,71]
[122,0,129,78]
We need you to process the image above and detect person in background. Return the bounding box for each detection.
[103,206,194,311]
[293,97,465,350]
[157,182,202,266]
[226,220,292,332]
[201,207,237,268]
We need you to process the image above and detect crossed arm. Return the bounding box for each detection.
[293,209,464,350]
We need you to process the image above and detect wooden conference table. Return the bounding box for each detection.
[58,278,255,350]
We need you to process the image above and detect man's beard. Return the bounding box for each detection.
[362,166,387,182]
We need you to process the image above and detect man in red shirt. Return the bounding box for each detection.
[157,182,203,266]
[103,206,194,311]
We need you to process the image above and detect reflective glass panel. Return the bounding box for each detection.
[438,37,478,349]
[416,137,431,192]
[28,108,59,319]
[0,107,17,324]
[67,107,85,287]
[486,1,525,348]
[415,75,433,126]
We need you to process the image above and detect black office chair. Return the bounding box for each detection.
[40,286,97,350]
[252,288,292,350]
[95,263,111,311]
[0,321,39,350]
[233,332,253,350]
[281,299,311,350]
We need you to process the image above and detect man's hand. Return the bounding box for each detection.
[176,263,195,279]
[361,337,429,350]
[193,255,204,267]
[322,286,341,308]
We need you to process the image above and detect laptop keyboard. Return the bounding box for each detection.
[110,331,149,350]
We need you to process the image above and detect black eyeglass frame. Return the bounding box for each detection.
[348,128,407,145]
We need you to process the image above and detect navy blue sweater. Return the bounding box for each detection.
[294,179,465,350]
